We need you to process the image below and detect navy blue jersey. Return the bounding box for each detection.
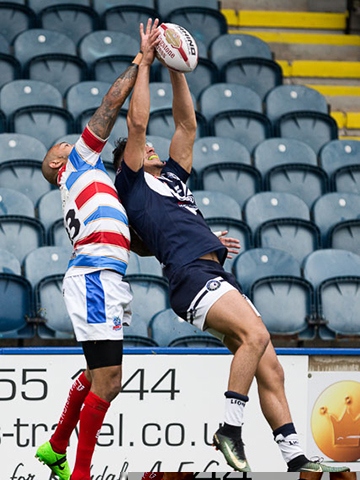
[115,158,227,279]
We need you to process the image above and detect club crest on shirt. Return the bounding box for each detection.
[206,279,221,291]
[112,316,123,331]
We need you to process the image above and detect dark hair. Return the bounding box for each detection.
[112,137,128,171]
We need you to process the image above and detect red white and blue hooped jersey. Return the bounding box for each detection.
[58,126,130,278]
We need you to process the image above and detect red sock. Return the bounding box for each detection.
[50,371,91,454]
[71,391,110,480]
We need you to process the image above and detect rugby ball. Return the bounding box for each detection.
[155,23,198,73]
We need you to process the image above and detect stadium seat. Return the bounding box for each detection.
[65,81,112,120]
[156,57,219,100]
[37,189,65,242]
[167,7,228,49]
[0,248,21,275]
[243,191,310,237]
[145,135,171,162]
[266,163,329,208]
[0,160,53,206]
[0,80,63,119]
[275,111,338,155]
[329,219,360,256]
[78,30,139,69]
[199,83,263,122]
[10,106,74,149]
[0,273,34,339]
[26,55,88,97]
[157,0,219,19]
[319,139,360,179]
[0,215,45,264]
[0,3,37,44]
[205,217,253,272]
[124,274,170,327]
[0,187,35,217]
[0,33,10,54]
[0,53,21,89]
[256,217,321,264]
[220,57,283,101]
[28,0,91,15]
[123,315,158,347]
[149,308,223,347]
[209,33,273,71]
[23,245,70,288]
[102,5,159,41]
[0,110,6,134]
[253,137,318,186]
[232,247,301,297]
[93,0,156,16]
[201,163,262,209]
[333,164,360,195]
[148,82,176,113]
[209,110,273,154]
[147,108,208,140]
[318,276,360,340]
[49,219,72,249]
[0,133,47,163]
[311,192,360,246]
[14,29,77,66]
[126,253,163,277]
[35,274,75,339]
[39,4,100,46]
[193,190,242,221]
[252,275,316,340]
[265,84,329,124]
[93,54,140,84]
[193,136,251,171]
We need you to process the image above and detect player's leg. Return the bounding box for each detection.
[35,368,91,480]
[71,340,123,480]
[204,289,270,472]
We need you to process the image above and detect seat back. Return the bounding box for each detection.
[329,219,360,256]
[0,216,45,263]
[193,190,242,220]
[199,83,263,122]
[93,0,155,16]
[157,0,219,19]
[232,247,301,296]
[243,191,310,235]
[210,33,273,70]
[65,81,112,119]
[0,4,37,44]
[0,53,21,89]
[147,108,208,140]
[0,133,47,163]
[0,187,35,217]
[0,248,21,275]
[220,57,283,101]
[319,139,360,178]
[23,245,70,288]
[102,5,159,41]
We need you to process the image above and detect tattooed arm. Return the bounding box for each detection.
[88,63,139,141]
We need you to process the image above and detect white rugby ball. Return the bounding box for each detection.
[155,23,198,73]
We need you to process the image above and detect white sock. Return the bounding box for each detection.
[224,395,247,426]
[275,432,305,463]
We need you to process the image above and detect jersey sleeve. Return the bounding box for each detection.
[72,125,107,169]
[164,157,190,183]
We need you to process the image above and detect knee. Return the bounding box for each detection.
[244,320,270,354]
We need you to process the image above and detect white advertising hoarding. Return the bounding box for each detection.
[0,348,357,477]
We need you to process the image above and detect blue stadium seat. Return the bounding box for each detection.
[275,111,338,155]
[0,160,53,205]
[0,80,63,119]
[28,0,91,14]
[0,187,35,217]
[333,164,360,195]
[243,191,310,237]
[0,53,21,89]
[209,33,273,70]
[102,5,159,41]
[193,190,242,221]
[156,0,219,19]
[0,248,21,275]
[232,247,301,296]
[123,314,158,347]
[220,57,283,101]
[199,83,263,122]
[93,54,140,84]
[319,139,360,179]
[93,0,156,16]
[265,84,329,124]
[0,3,37,44]
[209,110,272,154]
[0,133,47,163]
[126,253,163,277]
[149,308,223,347]
[23,245,70,289]
[65,81,112,120]
[39,4,100,46]
[0,273,34,339]
[147,108,208,140]
[167,7,228,49]
[329,219,360,256]
[311,192,360,246]
[76,108,127,144]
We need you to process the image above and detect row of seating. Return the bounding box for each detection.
[1,246,359,343]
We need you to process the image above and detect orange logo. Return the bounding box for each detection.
[311,380,360,461]
[165,29,182,49]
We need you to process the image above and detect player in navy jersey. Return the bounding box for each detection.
[113,20,349,474]
[35,19,160,480]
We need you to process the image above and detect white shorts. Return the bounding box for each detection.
[63,270,132,342]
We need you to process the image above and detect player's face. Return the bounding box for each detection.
[143,143,165,173]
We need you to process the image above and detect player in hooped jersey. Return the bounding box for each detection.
[34,22,160,480]
[113,19,349,474]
